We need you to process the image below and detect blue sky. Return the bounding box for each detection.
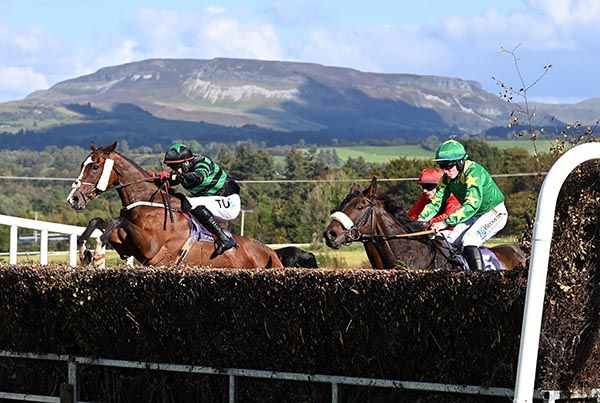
[1,0,599,103]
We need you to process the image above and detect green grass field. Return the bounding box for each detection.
[296,139,557,164]
[1,235,518,269]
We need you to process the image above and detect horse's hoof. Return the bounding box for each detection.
[93,255,106,269]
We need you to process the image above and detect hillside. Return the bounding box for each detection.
[0,57,589,150]
[532,98,600,125]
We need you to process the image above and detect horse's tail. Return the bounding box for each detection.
[260,242,284,268]
[266,254,282,268]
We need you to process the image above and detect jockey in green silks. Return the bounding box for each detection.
[418,140,508,271]
[158,143,240,256]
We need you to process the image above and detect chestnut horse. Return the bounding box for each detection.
[323,177,526,271]
[67,142,282,269]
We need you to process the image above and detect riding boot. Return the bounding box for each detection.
[463,245,484,271]
[191,206,238,256]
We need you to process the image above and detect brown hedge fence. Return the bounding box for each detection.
[0,160,597,402]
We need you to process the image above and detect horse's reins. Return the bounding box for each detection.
[367,228,435,240]
[330,196,435,244]
[80,152,177,224]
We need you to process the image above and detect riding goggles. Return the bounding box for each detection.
[437,161,457,170]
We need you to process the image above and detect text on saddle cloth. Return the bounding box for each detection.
[454,248,503,271]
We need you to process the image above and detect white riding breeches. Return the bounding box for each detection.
[187,194,241,221]
[444,202,508,248]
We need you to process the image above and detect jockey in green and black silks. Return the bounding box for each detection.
[418,139,508,271]
[161,143,240,256]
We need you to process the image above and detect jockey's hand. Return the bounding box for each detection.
[149,171,156,178]
[430,221,448,233]
[158,170,171,182]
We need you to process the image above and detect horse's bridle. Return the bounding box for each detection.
[329,195,435,245]
[71,152,162,198]
[329,195,378,244]
[69,153,116,204]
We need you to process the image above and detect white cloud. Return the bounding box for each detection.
[529,0,600,25]
[124,9,282,60]
[13,25,46,53]
[72,40,140,77]
[437,7,572,51]
[205,5,226,15]
[294,26,450,75]
[0,66,49,96]
[202,18,282,60]
[2,0,600,102]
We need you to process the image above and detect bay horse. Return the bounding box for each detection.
[323,177,526,271]
[67,142,283,269]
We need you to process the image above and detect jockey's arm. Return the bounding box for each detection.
[171,171,205,188]
[418,183,448,223]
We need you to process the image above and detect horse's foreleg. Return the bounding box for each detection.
[79,217,107,266]
[92,218,125,268]
[93,242,106,269]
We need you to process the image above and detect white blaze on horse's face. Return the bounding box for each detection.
[70,157,93,189]
[67,156,114,210]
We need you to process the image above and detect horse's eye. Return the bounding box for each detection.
[92,164,100,171]
[357,204,364,210]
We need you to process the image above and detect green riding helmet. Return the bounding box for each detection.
[164,143,194,165]
[434,140,468,161]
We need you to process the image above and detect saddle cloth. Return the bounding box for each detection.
[186,213,233,242]
[454,248,502,271]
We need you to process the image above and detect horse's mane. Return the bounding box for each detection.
[382,197,427,232]
[112,150,149,176]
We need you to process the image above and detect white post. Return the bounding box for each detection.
[240,209,253,237]
[241,211,246,236]
[69,233,78,267]
[9,225,18,264]
[513,142,600,403]
[40,229,48,265]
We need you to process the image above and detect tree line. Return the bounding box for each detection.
[0,140,555,249]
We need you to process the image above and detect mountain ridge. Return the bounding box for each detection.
[0,57,595,150]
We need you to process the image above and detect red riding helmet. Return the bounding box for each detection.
[417,168,444,185]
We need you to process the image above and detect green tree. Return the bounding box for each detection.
[230,145,276,180]
[343,156,370,178]
[461,139,505,173]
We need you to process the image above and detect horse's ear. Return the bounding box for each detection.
[349,184,361,195]
[105,142,117,153]
[90,142,97,151]
[365,176,377,197]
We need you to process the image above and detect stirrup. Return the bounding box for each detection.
[214,237,238,256]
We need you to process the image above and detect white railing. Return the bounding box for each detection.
[2,350,599,403]
[0,215,314,268]
[513,142,600,403]
[0,214,102,267]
